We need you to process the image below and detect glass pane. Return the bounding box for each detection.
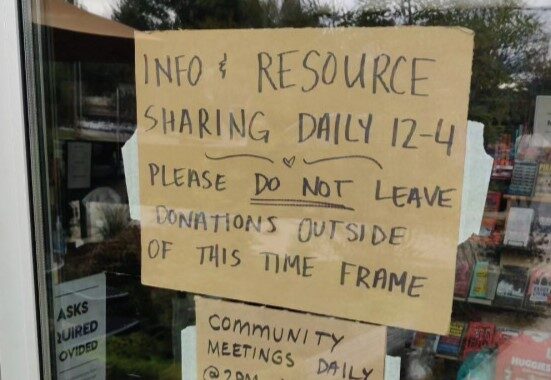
[24,0,551,379]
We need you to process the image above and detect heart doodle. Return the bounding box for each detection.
[282,156,296,168]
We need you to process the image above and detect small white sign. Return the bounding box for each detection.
[54,273,106,380]
[533,96,551,138]
[504,207,535,247]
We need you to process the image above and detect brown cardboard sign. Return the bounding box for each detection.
[136,27,474,334]
[195,297,387,380]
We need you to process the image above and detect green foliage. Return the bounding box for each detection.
[112,0,550,142]
[113,0,328,30]
[107,332,180,379]
[354,0,549,141]
[112,0,175,30]
[98,204,130,240]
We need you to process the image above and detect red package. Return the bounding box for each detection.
[495,332,551,379]
[462,322,495,359]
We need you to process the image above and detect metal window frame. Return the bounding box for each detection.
[0,0,43,378]
[0,0,58,377]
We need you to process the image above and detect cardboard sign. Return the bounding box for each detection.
[54,273,106,380]
[136,28,474,334]
[195,297,386,380]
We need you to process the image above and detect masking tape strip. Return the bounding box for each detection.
[458,121,493,244]
[122,132,140,221]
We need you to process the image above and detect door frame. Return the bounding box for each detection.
[0,0,42,378]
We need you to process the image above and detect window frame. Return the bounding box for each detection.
[0,0,44,378]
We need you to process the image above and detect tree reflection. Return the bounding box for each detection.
[112,0,549,141]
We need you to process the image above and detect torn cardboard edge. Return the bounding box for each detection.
[122,132,140,221]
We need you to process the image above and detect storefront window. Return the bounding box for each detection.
[24,0,551,379]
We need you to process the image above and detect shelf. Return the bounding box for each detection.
[504,194,551,203]
[467,297,493,306]
[453,297,549,317]
[496,244,533,253]
[482,211,507,220]
[491,176,512,181]
[58,121,135,143]
[435,354,461,362]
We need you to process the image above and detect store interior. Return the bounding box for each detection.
[35,0,551,378]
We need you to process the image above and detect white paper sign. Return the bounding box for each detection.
[534,96,551,138]
[504,207,534,247]
[54,273,106,380]
[181,326,400,380]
